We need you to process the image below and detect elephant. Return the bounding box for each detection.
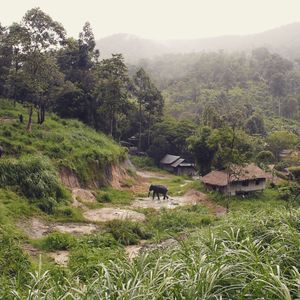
[148,184,169,200]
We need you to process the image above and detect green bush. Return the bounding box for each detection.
[0,227,31,278]
[0,155,66,213]
[96,188,133,205]
[274,161,289,171]
[256,150,275,165]
[38,232,76,251]
[97,193,112,203]
[80,233,119,249]
[149,207,213,233]
[106,220,152,245]
[288,166,300,179]
[130,156,157,170]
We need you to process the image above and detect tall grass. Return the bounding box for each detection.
[0,155,66,213]
[5,208,300,299]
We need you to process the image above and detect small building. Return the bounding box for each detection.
[201,164,267,196]
[160,154,196,176]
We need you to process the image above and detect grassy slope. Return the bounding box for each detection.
[0,99,126,186]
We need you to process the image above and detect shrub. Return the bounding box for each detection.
[106,220,152,245]
[130,156,157,170]
[39,232,76,251]
[256,150,275,165]
[97,193,112,203]
[149,207,213,233]
[96,188,133,205]
[0,155,66,213]
[274,161,289,171]
[288,166,300,179]
[80,233,119,249]
[0,228,31,278]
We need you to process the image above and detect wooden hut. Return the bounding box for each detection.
[201,164,267,196]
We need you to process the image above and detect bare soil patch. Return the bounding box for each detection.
[52,223,98,235]
[18,217,99,238]
[22,243,42,257]
[0,117,15,123]
[136,170,172,180]
[60,167,80,188]
[71,188,96,209]
[19,217,50,239]
[49,251,69,266]
[83,207,146,222]
[125,238,178,259]
[72,188,96,203]
[132,189,227,216]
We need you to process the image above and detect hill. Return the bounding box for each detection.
[96,23,300,62]
[0,99,127,208]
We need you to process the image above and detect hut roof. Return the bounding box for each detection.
[160,154,181,165]
[178,162,196,168]
[202,164,267,187]
[171,158,185,167]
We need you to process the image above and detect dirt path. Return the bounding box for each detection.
[83,207,146,222]
[18,217,99,239]
[136,170,173,180]
[132,189,227,217]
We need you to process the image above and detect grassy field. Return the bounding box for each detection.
[1,200,299,299]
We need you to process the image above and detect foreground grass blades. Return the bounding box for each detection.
[4,208,300,299]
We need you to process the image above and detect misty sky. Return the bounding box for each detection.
[1,0,300,40]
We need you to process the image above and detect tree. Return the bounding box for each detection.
[148,118,195,163]
[17,8,66,130]
[95,54,130,137]
[282,96,298,119]
[244,114,265,135]
[133,68,164,150]
[267,130,299,160]
[256,150,275,167]
[188,126,216,175]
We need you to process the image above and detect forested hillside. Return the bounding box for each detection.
[97,23,300,62]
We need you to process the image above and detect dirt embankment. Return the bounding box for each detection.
[59,158,135,189]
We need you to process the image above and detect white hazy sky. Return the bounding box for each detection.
[1,0,300,40]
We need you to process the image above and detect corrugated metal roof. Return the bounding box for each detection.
[160,154,181,165]
[171,158,185,167]
[178,163,195,168]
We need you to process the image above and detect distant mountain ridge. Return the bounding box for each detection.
[96,23,300,62]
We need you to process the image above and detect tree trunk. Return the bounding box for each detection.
[110,110,114,137]
[27,106,33,132]
[147,114,151,147]
[40,104,45,124]
[138,100,142,151]
[37,107,41,124]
